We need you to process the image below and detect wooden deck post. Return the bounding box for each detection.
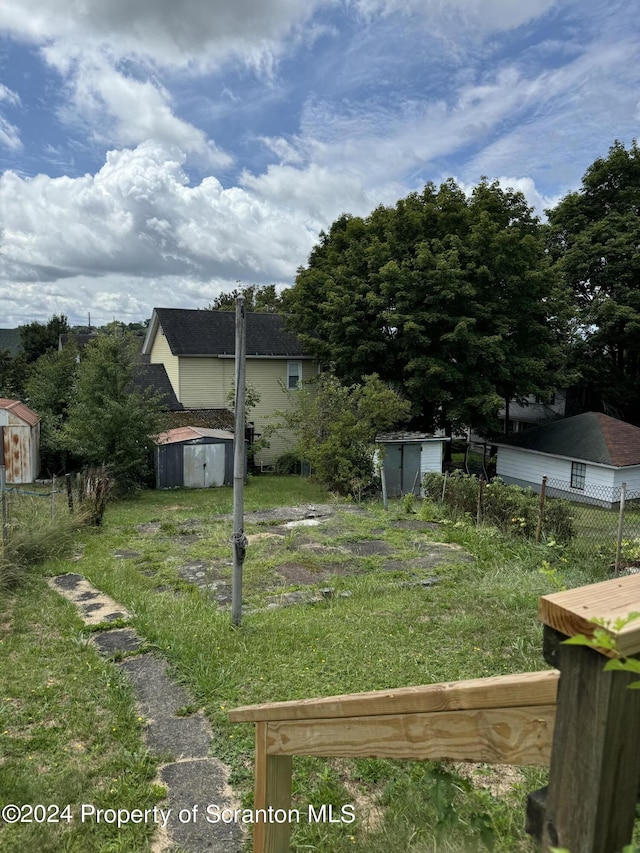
[253,722,293,853]
[533,575,640,853]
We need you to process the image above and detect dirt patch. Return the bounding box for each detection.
[453,762,523,800]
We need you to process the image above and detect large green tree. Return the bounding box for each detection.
[24,345,80,475]
[547,140,640,421]
[207,284,283,313]
[284,180,567,435]
[63,333,167,494]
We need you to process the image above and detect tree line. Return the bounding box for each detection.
[282,139,640,437]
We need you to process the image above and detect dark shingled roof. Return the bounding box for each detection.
[154,308,306,357]
[131,363,183,411]
[494,412,640,467]
[0,328,22,357]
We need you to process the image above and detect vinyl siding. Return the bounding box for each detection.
[244,359,317,464]
[497,446,618,500]
[612,466,640,494]
[150,326,180,395]
[179,357,227,408]
[420,441,444,475]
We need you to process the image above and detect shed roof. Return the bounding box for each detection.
[155,427,235,445]
[494,412,640,467]
[143,308,307,357]
[0,398,40,426]
[376,431,448,443]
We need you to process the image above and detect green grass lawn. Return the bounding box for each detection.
[0,476,614,852]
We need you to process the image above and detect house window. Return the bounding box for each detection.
[287,361,302,389]
[571,461,586,490]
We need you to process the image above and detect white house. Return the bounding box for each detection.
[376,432,449,496]
[493,412,640,507]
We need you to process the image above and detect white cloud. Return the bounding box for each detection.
[42,46,231,166]
[0,0,326,68]
[0,116,22,151]
[0,142,323,301]
[354,0,557,35]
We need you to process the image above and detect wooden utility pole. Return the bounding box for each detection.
[231,297,247,627]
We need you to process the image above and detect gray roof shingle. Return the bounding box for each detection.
[494,412,640,467]
[154,308,307,357]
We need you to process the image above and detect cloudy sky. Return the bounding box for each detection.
[0,0,638,328]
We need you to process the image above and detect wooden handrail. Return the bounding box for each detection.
[229,669,558,723]
[229,670,558,853]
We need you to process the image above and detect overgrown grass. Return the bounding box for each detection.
[1,477,611,851]
[0,491,88,590]
[0,579,163,852]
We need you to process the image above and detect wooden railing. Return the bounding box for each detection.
[229,573,640,853]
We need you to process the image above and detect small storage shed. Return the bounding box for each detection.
[493,412,640,507]
[376,432,449,496]
[154,427,236,489]
[0,398,41,484]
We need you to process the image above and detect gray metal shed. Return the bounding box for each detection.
[154,427,236,489]
[376,432,449,496]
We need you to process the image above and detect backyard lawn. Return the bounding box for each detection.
[0,476,613,851]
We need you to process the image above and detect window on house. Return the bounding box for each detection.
[571,461,586,490]
[287,361,302,389]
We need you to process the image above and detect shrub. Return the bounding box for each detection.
[0,501,88,590]
[423,471,575,543]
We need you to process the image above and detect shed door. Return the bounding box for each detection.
[401,444,422,495]
[183,444,226,488]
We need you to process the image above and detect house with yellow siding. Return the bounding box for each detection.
[142,308,318,465]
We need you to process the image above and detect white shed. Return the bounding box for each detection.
[493,412,640,507]
[376,432,449,496]
[0,399,41,484]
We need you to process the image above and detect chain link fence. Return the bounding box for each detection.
[544,477,640,570]
[427,471,640,572]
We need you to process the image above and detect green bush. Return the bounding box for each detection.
[274,452,306,475]
[423,471,575,543]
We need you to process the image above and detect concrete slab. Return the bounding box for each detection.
[119,655,212,760]
[157,759,244,852]
[49,574,130,625]
[93,628,142,655]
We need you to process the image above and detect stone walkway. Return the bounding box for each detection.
[49,573,244,853]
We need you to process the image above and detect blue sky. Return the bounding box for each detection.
[0,0,638,327]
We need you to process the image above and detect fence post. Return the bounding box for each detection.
[0,465,7,543]
[536,476,547,543]
[66,473,74,512]
[529,578,640,853]
[615,482,627,576]
[441,471,448,504]
[476,476,484,525]
[51,474,56,519]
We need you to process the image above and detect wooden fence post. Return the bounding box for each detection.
[0,465,7,543]
[253,723,293,853]
[66,473,74,512]
[535,476,547,543]
[530,576,640,853]
[476,477,484,525]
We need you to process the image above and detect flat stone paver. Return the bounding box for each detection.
[50,574,243,852]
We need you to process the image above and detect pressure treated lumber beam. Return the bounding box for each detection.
[262,704,556,765]
[228,669,558,723]
[539,573,640,657]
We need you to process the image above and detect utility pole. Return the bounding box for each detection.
[231,297,247,627]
